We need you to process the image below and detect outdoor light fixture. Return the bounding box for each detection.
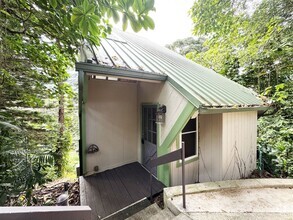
[156,105,167,124]
[87,144,99,154]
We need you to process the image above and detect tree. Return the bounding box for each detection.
[0,0,155,205]
[166,37,207,56]
[189,0,292,177]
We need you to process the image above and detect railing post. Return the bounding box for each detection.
[149,145,187,206]
[182,142,186,209]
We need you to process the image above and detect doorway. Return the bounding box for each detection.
[141,105,157,176]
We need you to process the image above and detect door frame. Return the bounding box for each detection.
[141,103,159,175]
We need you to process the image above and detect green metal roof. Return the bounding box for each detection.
[78,29,266,109]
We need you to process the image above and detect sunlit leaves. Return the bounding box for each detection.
[128,14,141,32]
[69,0,155,38]
[122,13,128,31]
[143,15,155,30]
[145,0,155,12]
[190,0,239,36]
[112,9,120,23]
[111,0,155,32]
[71,0,97,37]
[166,37,207,56]
[128,0,155,32]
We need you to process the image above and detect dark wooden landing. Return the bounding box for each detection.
[79,162,165,219]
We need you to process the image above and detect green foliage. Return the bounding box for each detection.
[0,121,54,205]
[0,0,155,205]
[258,82,293,177]
[189,0,293,177]
[166,37,207,56]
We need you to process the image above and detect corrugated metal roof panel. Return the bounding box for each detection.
[82,30,265,108]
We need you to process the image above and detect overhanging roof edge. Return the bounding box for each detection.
[167,78,202,109]
[167,78,268,113]
[75,62,167,81]
[199,106,270,114]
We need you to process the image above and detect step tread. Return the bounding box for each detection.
[103,198,151,220]
[126,203,161,220]
[151,208,175,220]
[172,213,192,220]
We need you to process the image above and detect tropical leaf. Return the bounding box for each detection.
[112,9,120,23]
[122,13,128,31]
[0,121,21,131]
[88,20,99,36]
[133,0,143,13]
[143,15,154,30]
[144,0,155,11]
[129,15,142,32]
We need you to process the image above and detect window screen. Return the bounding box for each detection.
[142,106,157,145]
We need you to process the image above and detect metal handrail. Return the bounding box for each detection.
[145,151,158,165]
[149,142,186,209]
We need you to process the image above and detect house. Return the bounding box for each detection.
[76,29,267,188]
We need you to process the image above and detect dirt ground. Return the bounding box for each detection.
[6,180,80,206]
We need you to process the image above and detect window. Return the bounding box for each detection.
[142,106,157,145]
[181,117,198,158]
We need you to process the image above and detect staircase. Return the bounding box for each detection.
[125,203,176,220]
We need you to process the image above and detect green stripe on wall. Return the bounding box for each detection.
[78,71,88,175]
[157,102,195,186]
[82,73,88,174]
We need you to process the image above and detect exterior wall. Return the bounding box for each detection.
[158,84,189,145]
[198,114,223,182]
[137,81,188,159]
[170,139,199,186]
[198,111,257,182]
[83,76,257,184]
[138,81,196,186]
[85,79,138,174]
[222,111,257,180]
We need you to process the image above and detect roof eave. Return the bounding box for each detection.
[76,62,167,81]
[199,105,270,114]
[167,78,202,109]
